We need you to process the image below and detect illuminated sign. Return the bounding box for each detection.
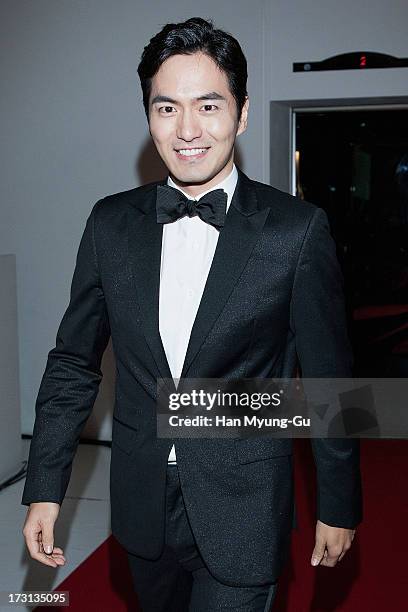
[293,52,408,72]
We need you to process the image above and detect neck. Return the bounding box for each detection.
[169,159,234,198]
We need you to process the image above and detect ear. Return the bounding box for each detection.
[237,96,249,136]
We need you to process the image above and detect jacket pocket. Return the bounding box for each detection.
[234,438,292,464]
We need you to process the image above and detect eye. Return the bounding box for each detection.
[158,106,176,114]
[201,104,218,112]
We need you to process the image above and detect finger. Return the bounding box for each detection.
[41,541,66,562]
[50,555,66,566]
[319,550,333,567]
[311,539,326,566]
[338,542,352,562]
[37,552,60,567]
[41,519,55,555]
[324,546,342,567]
[24,528,41,558]
[24,528,59,568]
[30,546,63,567]
[40,538,64,555]
[320,557,339,567]
[26,538,58,567]
[46,545,65,560]
[39,536,65,558]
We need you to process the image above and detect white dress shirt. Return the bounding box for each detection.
[159,163,238,463]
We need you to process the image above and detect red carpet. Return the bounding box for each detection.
[35,439,408,611]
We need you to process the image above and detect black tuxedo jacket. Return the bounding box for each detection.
[22,167,362,586]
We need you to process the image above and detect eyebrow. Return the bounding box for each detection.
[150,92,227,105]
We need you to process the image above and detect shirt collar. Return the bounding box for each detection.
[167,163,238,213]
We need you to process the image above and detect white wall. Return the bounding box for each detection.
[1,0,407,438]
[0,256,22,482]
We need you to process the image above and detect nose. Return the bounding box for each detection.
[176,109,202,142]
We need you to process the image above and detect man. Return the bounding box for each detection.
[22,17,362,612]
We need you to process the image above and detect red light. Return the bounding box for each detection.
[360,55,367,68]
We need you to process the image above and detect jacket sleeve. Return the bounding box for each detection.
[21,200,111,506]
[290,207,363,528]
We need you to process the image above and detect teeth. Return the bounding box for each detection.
[177,148,208,156]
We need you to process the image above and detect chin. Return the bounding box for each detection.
[171,169,212,185]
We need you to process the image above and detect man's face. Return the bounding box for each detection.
[148,52,248,197]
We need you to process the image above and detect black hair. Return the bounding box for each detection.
[137,17,248,122]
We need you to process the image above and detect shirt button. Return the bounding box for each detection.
[187,288,194,298]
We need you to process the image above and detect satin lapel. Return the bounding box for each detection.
[126,181,174,384]
[180,168,270,378]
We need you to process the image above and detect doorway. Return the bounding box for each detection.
[270,99,408,376]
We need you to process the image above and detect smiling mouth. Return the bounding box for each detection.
[174,147,210,160]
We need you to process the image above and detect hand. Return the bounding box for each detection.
[311,520,355,567]
[22,502,66,568]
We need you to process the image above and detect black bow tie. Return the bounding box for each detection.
[156,184,228,229]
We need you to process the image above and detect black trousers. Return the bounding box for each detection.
[127,465,278,612]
